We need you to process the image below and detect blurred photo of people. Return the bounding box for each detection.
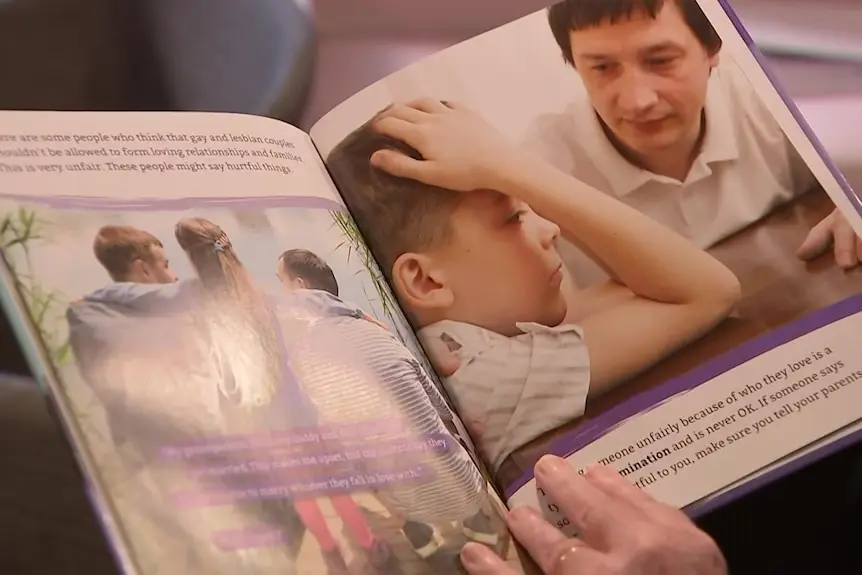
[58,213,513,574]
[65,225,304,572]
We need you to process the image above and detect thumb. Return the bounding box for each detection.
[370,149,434,183]
[436,355,461,377]
[796,215,833,261]
[460,542,518,575]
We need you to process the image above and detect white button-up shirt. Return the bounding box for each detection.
[522,58,816,287]
[418,320,591,472]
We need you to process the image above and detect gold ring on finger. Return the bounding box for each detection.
[553,543,583,575]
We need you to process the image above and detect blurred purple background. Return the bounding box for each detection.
[302,0,862,127]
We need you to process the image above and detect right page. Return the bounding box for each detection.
[310,0,862,522]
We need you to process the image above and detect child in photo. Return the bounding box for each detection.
[277,248,341,296]
[276,247,476,450]
[326,99,741,471]
[277,247,390,333]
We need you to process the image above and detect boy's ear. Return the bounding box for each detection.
[391,252,454,313]
[708,48,720,69]
[128,258,147,280]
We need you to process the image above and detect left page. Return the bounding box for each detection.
[0,111,527,574]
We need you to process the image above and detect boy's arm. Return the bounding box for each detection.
[121,280,201,313]
[65,307,111,400]
[288,289,391,330]
[65,305,133,445]
[372,100,741,392]
[491,148,742,391]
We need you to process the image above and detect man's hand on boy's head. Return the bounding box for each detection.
[370,99,518,192]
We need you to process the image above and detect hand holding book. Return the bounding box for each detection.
[460,457,727,575]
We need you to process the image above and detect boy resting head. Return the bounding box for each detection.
[327,100,740,470]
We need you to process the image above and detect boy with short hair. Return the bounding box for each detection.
[327,99,741,471]
[68,226,254,571]
[275,249,394,334]
[70,225,182,452]
[277,248,340,296]
[92,225,178,285]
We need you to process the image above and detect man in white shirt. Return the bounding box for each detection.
[524,0,861,286]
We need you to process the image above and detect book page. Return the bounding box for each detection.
[310,0,862,527]
[0,111,528,574]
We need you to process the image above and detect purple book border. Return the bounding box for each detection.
[0,193,346,213]
[686,422,862,518]
[505,292,862,497]
[505,0,862,500]
[674,0,862,513]
[686,0,862,508]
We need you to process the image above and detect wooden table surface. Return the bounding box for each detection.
[498,189,862,488]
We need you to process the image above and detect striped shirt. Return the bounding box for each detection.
[418,320,592,472]
[276,292,487,523]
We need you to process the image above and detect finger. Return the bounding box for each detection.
[856,236,862,268]
[370,149,438,185]
[373,115,420,146]
[426,338,461,377]
[508,507,614,574]
[585,465,691,533]
[460,542,518,575]
[431,354,459,377]
[584,465,663,515]
[466,420,486,442]
[833,219,859,269]
[384,102,430,124]
[506,506,581,572]
[407,98,451,114]
[551,543,614,575]
[441,99,468,110]
[796,218,832,261]
[534,455,622,545]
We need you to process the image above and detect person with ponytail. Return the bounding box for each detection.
[174,217,403,574]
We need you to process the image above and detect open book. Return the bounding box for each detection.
[1,0,861,572]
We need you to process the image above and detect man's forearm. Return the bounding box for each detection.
[487,154,739,305]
